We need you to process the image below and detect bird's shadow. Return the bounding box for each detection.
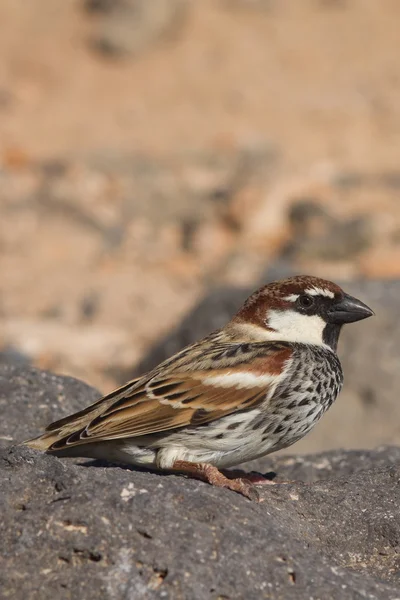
[78,458,277,481]
[79,458,158,474]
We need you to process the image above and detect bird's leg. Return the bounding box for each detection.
[171,460,259,501]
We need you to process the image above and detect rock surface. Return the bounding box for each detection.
[1,364,400,599]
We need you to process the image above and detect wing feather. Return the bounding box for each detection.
[26,341,293,451]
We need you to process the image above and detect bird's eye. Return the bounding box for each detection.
[297,294,315,309]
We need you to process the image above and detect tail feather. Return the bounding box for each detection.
[23,377,144,452]
[24,431,64,451]
[24,412,94,452]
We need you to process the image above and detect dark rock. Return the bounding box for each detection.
[133,287,248,376]
[84,0,122,14]
[284,199,372,260]
[332,171,368,189]
[0,346,31,368]
[332,170,400,190]
[84,0,188,59]
[0,363,100,449]
[80,291,101,322]
[377,171,400,189]
[1,364,400,598]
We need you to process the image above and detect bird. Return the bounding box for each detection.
[25,275,374,500]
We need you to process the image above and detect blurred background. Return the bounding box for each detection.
[1,0,399,455]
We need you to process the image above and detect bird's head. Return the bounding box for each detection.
[232,275,374,351]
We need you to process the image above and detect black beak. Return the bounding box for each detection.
[327,293,375,325]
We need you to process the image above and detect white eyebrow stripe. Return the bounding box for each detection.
[284,294,300,302]
[305,287,335,299]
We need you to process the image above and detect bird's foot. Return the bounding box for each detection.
[171,460,259,501]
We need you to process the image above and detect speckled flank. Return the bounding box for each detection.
[251,344,343,453]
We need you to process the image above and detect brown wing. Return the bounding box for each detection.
[25,342,293,451]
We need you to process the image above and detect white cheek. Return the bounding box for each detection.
[265,309,327,346]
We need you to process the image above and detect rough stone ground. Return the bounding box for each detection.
[2,4,400,597]
[2,363,400,599]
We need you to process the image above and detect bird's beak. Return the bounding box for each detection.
[327,293,375,324]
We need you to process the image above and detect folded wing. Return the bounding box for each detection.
[25,341,292,451]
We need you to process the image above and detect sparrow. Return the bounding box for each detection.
[25,275,374,500]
